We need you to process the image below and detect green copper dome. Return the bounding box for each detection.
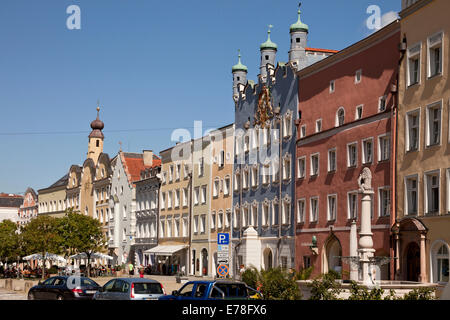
[232,50,248,73]
[290,9,309,33]
[260,26,277,50]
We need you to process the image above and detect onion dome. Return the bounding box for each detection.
[290,8,309,33]
[260,25,277,51]
[89,106,104,139]
[232,50,248,73]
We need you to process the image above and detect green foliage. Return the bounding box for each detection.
[0,220,20,261]
[294,266,314,281]
[47,265,59,274]
[347,281,384,300]
[241,267,302,300]
[402,287,436,300]
[21,215,63,257]
[308,271,342,300]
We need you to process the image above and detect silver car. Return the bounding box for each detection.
[93,278,166,300]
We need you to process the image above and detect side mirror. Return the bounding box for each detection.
[172,290,178,296]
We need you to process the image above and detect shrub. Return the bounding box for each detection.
[47,266,59,274]
[294,266,313,281]
[347,281,384,300]
[308,271,342,300]
[402,287,435,300]
[241,267,259,290]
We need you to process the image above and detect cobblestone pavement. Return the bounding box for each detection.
[0,289,26,300]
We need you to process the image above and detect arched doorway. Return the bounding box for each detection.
[201,249,208,276]
[406,242,420,282]
[263,248,273,271]
[324,236,342,275]
[431,241,450,283]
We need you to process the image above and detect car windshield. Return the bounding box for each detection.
[133,282,163,294]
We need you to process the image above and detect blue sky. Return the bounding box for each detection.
[0,0,400,194]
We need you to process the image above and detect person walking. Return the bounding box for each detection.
[128,262,134,277]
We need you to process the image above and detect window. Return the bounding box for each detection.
[219,150,225,168]
[194,187,199,205]
[211,212,216,230]
[262,202,269,226]
[378,96,387,112]
[378,135,390,161]
[405,175,418,216]
[201,185,207,204]
[330,80,335,93]
[182,188,188,207]
[262,127,270,145]
[167,190,172,209]
[242,206,249,228]
[250,204,258,227]
[348,192,358,219]
[328,149,336,172]
[174,189,180,208]
[297,199,305,223]
[310,197,319,223]
[336,108,345,126]
[300,125,306,138]
[166,217,172,238]
[174,217,180,237]
[426,102,442,146]
[327,195,337,221]
[379,188,391,217]
[184,163,190,179]
[425,171,440,214]
[243,167,249,189]
[272,200,279,225]
[427,32,443,78]
[182,216,188,237]
[176,164,181,181]
[198,157,204,177]
[272,160,280,183]
[362,138,373,164]
[283,112,293,138]
[234,171,240,192]
[123,205,127,219]
[193,215,199,234]
[348,142,358,167]
[281,199,290,225]
[434,244,449,283]
[262,163,270,185]
[225,210,231,228]
[311,153,319,176]
[244,135,250,153]
[297,157,306,178]
[251,128,259,150]
[355,69,362,84]
[406,110,420,151]
[282,155,291,181]
[218,211,223,229]
[213,178,220,198]
[315,119,322,133]
[233,207,239,229]
[356,105,363,120]
[169,165,174,182]
[251,165,259,187]
[407,43,421,86]
[224,176,230,196]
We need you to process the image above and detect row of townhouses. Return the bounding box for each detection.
[4,0,449,284]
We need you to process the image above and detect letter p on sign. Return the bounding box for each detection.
[218,233,229,245]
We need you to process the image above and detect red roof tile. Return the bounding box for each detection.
[121,152,161,185]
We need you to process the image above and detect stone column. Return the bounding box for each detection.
[419,233,427,283]
[395,232,400,280]
[349,220,359,281]
[358,190,375,285]
[242,227,261,270]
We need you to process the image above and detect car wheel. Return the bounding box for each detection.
[56,295,64,301]
[28,292,35,300]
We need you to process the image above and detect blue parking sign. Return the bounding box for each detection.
[217,233,229,245]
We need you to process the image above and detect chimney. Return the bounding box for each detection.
[143,150,153,166]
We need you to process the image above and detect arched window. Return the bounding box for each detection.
[432,243,449,283]
[336,108,345,126]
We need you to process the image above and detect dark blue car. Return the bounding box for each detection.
[159,280,262,300]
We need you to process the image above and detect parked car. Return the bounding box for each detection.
[93,278,166,300]
[159,280,262,300]
[28,275,100,300]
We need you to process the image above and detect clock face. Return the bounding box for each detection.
[254,85,273,128]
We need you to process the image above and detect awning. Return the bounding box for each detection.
[143,245,187,256]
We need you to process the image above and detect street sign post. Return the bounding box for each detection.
[217,264,229,278]
[218,233,229,245]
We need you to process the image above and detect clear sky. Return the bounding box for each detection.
[0,0,400,194]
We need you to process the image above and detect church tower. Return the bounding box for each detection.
[289,5,309,70]
[87,106,104,164]
[232,49,248,102]
[259,25,277,83]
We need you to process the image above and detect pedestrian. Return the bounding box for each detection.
[128,262,134,277]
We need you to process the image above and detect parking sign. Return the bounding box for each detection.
[217,233,229,245]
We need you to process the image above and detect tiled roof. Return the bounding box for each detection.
[0,193,23,208]
[121,152,161,185]
[49,174,69,188]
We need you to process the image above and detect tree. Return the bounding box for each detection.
[59,209,106,277]
[0,220,20,263]
[21,215,63,279]
[308,271,342,300]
